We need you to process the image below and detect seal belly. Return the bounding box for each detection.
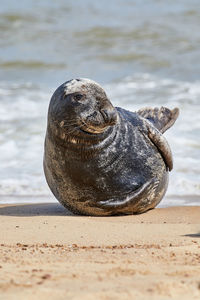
[97,173,169,215]
[89,136,168,215]
[46,126,168,216]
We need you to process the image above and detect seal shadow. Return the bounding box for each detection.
[184,233,200,238]
[0,203,75,217]
[0,203,151,217]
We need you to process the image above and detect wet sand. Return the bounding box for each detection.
[0,204,200,300]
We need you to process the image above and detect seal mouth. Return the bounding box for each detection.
[80,122,106,135]
[59,109,118,136]
[79,109,118,135]
[59,119,106,135]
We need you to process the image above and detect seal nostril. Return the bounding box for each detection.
[110,111,118,124]
[101,109,109,122]
[101,109,117,125]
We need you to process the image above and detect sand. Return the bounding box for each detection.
[0,203,200,300]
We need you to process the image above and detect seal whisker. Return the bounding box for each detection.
[62,124,78,128]
[62,120,79,124]
[60,119,83,129]
[64,127,79,135]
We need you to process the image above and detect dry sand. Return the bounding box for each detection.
[0,203,200,300]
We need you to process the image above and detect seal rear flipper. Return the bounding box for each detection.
[137,106,179,133]
[97,178,160,214]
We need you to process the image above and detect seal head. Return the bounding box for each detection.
[48,78,118,142]
[44,78,179,216]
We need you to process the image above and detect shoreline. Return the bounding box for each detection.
[0,204,200,299]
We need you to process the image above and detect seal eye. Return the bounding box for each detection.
[73,94,84,101]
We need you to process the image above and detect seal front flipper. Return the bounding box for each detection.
[137,106,179,133]
[145,121,173,171]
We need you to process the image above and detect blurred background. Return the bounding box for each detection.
[0,0,200,206]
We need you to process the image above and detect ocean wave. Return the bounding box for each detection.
[0,61,67,69]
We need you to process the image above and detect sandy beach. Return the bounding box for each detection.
[0,204,199,300]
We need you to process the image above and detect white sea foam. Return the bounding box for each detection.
[0,75,199,205]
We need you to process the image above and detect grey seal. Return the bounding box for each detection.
[44,78,179,216]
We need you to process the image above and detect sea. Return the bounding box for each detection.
[0,0,200,207]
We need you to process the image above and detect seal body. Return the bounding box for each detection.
[44,78,179,216]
